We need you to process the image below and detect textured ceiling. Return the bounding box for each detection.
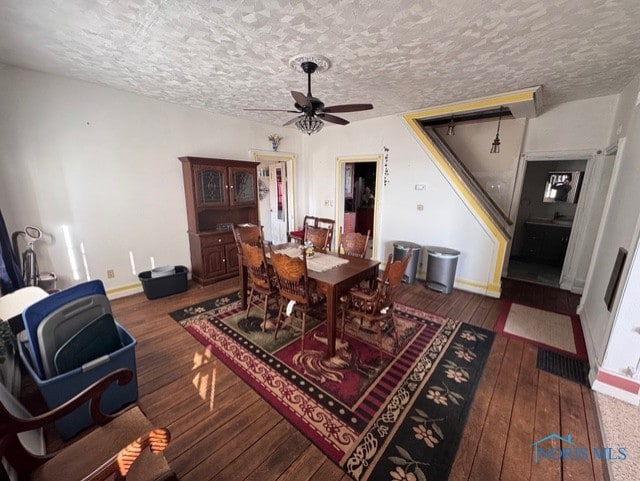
[1,0,639,128]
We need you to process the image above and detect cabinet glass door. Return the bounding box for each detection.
[229,167,256,205]
[195,165,228,206]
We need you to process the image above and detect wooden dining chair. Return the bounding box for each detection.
[340,252,412,361]
[269,247,326,352]
[315,218,335,250]
[242,241,279,331]
[304,225,330,253]
[339,228,370,258]
[232,223,263,251]
[0,368,177,481]
[287,215,316,244]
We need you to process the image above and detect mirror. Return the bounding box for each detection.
[543,170,584,203]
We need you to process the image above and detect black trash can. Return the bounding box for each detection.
[425,247,460,294]
[393,241,422,283]
[138,265,188,299]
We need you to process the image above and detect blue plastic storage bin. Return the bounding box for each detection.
[18,323,138,440]
[22,280,109,379]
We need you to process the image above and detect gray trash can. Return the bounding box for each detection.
[393,241,421,283]
[425,247,460,294]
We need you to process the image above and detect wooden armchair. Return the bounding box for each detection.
[0,368,176,481]
[303,226,330,253]
[242,241,279,331]
[339,228,370,258]
[269,247,326,352]
[340,252,412,361]
[287,216,316,244]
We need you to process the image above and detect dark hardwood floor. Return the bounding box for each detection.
[35,277,607,480]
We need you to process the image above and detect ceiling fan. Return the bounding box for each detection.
[245,58,373,134]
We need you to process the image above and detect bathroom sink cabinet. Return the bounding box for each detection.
[523,222,571,266]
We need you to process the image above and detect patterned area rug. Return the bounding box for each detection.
[170,293,494,481]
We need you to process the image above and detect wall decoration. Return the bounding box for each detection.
[268,134,282,151]
[383,146,390,186]
[258,177,270,201]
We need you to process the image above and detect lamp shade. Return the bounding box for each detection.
[295,115,324,135]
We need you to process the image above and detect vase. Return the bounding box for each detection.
[271,141,279,151]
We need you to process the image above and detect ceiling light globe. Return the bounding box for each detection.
[295,116,324,135]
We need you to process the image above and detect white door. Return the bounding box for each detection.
[269,162,289,244]
[257,166,273,240]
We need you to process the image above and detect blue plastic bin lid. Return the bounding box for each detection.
[22,280,107,378]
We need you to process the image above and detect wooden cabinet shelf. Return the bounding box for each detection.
[180,156,258,285]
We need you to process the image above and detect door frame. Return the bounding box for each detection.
[335,154,382,259]
[250,150,296,242]
[507,149,599,291]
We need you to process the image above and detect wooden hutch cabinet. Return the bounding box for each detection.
[180,156,259,285]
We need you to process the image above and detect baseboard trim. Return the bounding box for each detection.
[106,282,143,300]
[591,367,640,405]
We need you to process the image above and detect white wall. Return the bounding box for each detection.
[301,115,498,294]
[523,96,617,152]
[0,66,301,294]
[1,64,633,331]
[580,75,640,374]
[605,241,640,373]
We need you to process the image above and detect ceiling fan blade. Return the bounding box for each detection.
[244,108,300,113]
[291,91,311,108]
[322,103,373,113]
[318,113,349,125]
[283,115,304,127]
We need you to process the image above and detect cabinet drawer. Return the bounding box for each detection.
[200,232,235,247]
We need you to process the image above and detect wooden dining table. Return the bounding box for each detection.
[239,244,380,357]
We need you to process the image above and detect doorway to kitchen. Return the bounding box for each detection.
[337,155,380,259]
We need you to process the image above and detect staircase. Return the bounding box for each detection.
[424,126,513,241]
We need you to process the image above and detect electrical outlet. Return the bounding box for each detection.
[107,269,115,279]
[324,200,333,207]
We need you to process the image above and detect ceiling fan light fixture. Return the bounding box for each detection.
[295,115,324,135]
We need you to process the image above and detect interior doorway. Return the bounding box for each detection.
[507,158,587,287]
[337,155,381,259]
[251,151,296,245]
